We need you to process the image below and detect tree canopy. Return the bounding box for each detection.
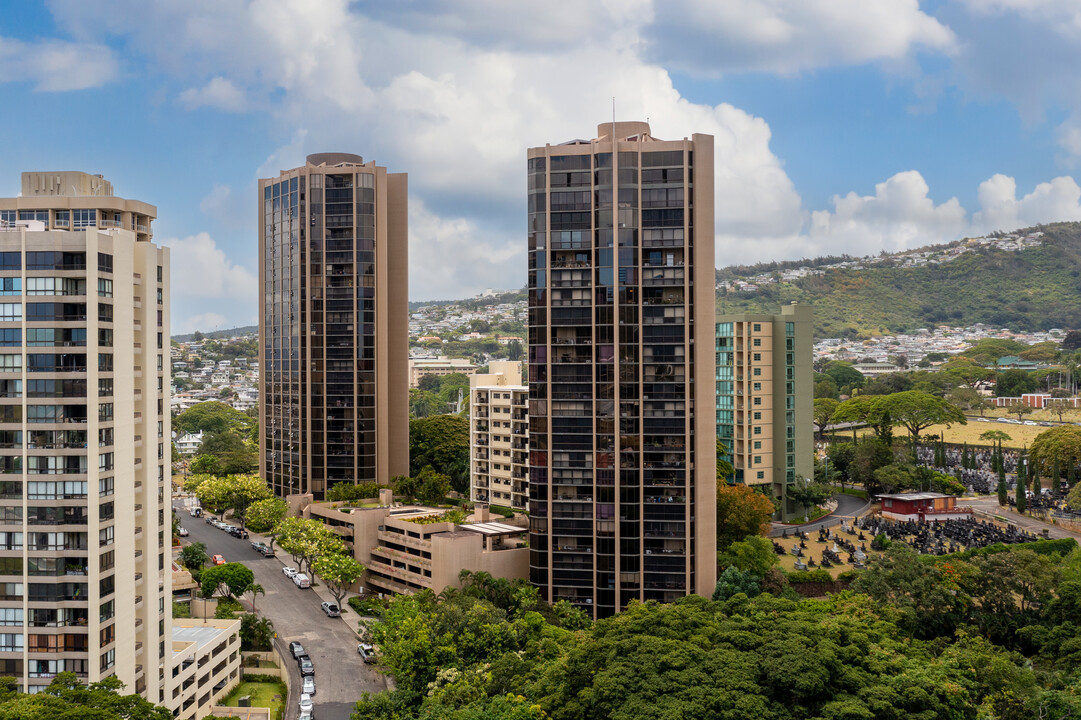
[1030,425,1081,481]
[409,414,470,493]
[0,673,171,720]
[716,482,774,550]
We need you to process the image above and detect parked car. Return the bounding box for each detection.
[302,676,315,696]
[211,554,226,565]
[204,515,217,524]
[298,694,314,714]
[298,710,313,720]
[229,527,249,539]
[289,641,306,659]
[178,527,189,537]
[282,566,298,578]
[298,655,315,676]
[259,545,275,557]
[320,602,340,618]
[251,541,266,551]
[293,573,311,589]
[357,643,375,664]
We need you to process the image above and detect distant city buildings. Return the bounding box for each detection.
[258,153,409,500]
[716,304,813,519]
[526,121,717,618]
[469,361,528,512]
[0,172,173,702]
[407,355,477,388]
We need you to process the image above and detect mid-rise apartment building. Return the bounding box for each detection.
[469,361,528,511]
[716,304,813,519]
[0,172,172,701]
[526,122,717,617]
[307,499,528,596]
[259,153,409,499]
[170,618,241,719]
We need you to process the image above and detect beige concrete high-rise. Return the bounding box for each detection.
[716,304,814,520]
[0,173,172,702]
[469,361,528,511]
[259,154,409,499]
[526,122,717,618]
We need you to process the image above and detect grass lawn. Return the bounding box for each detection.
[843,421,1047,449]
[220,680,286,718]
[774,533,879,579]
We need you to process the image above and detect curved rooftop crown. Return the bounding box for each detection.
[306,152,365,167]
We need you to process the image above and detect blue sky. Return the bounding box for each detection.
[2,0,1081,333]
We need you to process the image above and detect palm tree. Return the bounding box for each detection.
[247,583,265,614]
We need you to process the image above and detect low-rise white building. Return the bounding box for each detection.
[169,618,242,720]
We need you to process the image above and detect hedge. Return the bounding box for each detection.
[948,537,1077,560]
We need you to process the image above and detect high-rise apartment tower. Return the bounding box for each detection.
[259,154,409,499]
[469,361,528,512]
[526,122,717,617]
[0,172,172,701]
[716,304,813,519]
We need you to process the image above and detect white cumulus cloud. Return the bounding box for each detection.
[163,232,258,302]
[972,174,1081,233]
[178,76,247,112]
[0,35,118,91]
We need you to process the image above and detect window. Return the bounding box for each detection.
[752,353,761,361]
[753,382,761,391]
[0,609,21,626]
[753,426,762,435]
[753,456,761,465]
[0,304,20,322]
[0,634,23,652]
[753,441,761,449]
[753,397,762,406]
[100,600,114,622]
[753,412,761,420]
[753,323,761,332]
[753,338,761,347]
[73,209,96,228]
[100,649,114,671]
[0,279,19,296]
[97,253,113,273]
[98,404,113,422]
[753,368,761,376]
[97,279,112,297]
[0,355,21,372]
[0,329,19,347]
[98,526,113,547]
[757,471,765,479]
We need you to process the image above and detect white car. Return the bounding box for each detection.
[298,693,314,714]
[282,566,298,578]
[178,527,189,537]
[302,676,315,696]
[298,711,313,720]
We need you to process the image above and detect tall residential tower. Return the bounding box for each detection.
[716,304,813,519]
[526,122,717,618]
[259,154,409,499]
[0,172,172,701]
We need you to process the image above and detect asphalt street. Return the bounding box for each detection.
[174,498,387,720]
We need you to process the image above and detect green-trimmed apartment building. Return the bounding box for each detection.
[716,304,813,520]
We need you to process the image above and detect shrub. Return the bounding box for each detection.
[784,568,834,584]
[349,595,387,618]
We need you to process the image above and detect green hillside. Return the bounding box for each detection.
[716,222,1081,338]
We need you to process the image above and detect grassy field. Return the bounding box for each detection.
[220,680,286,718]
[774,533,879,579]
[839,419,1051,449]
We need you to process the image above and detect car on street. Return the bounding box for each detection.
[289,641,306,659]
[357,643,375,664]
[259,545,275,557]
[320,602,340,618]
[229,527,249,539]
[298,710,313,720]
[293,573,311,589]
[188,507,202,517]
[298,693,314,713]
[211,554,226,565]
[178,527,189,537]
[298,655,315,676]
[204,515,217,524]
[283,566,298,578]
[251,541,266,551]
[302,676,315,696]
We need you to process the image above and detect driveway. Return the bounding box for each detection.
[174,498,388,720]
[769,492,869,537]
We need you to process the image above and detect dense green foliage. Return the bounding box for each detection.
[717,222,1081,337]
[352,544,1081,720]
[409,414,470,493]
[0,674,171,719]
